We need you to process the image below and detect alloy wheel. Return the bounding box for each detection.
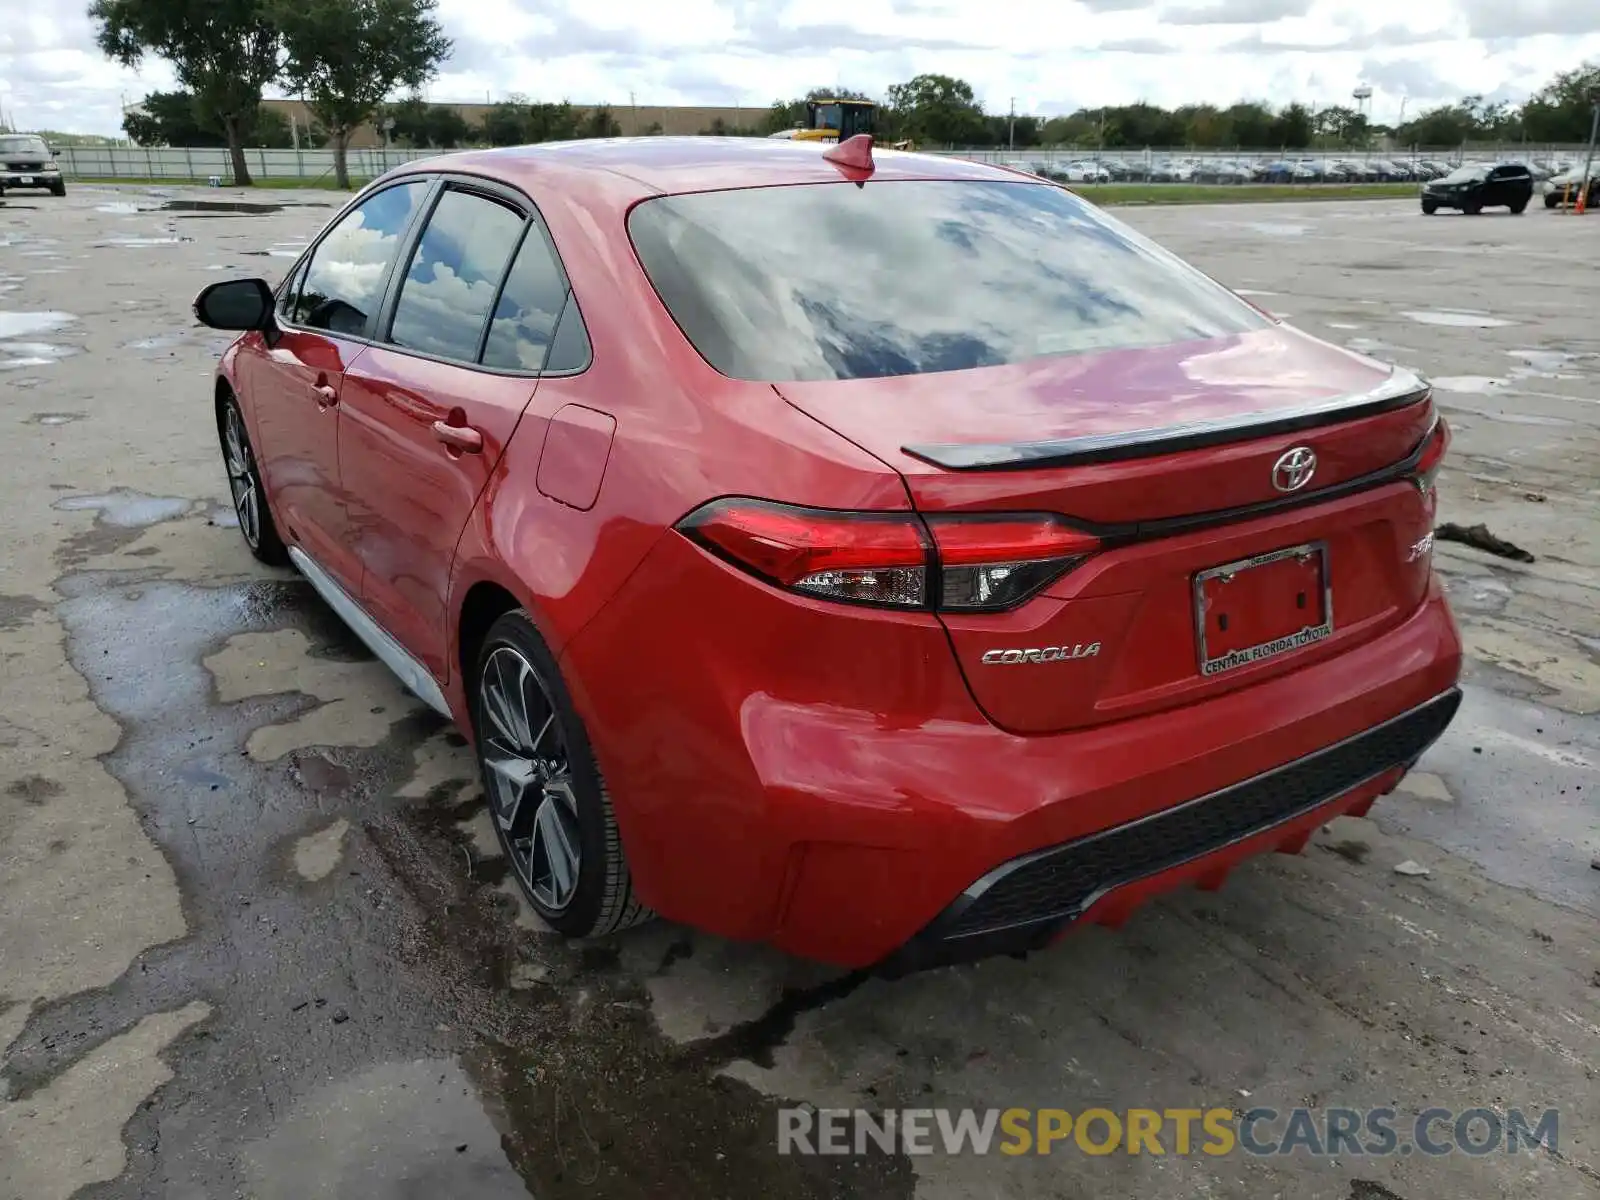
[479,645,583,912]
[223,406,261,549]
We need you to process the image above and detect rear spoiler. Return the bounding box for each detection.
[902,369,1431,471]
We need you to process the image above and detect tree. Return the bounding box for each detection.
[384,95,472,147]
[886,74,987,146]
[578,105,621,139]
[480,99,529,146]
[1522,62,1600,142]
[91,0,280,185]
[122,90,225,146]
[271,0,451,188]
[1269,102,1313,149]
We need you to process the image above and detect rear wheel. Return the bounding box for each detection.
[472,611,652,938]
[218,394,287,565]
[1509,199,1527,214]
[1545,193,1560,209]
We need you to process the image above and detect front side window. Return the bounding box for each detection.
[480,225,571,371]
[388,189,525,362]
[291,180,427,336]
[628,179,1267,382]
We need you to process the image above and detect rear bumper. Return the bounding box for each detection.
[877,687,1459,975]
[564,533,1462,969]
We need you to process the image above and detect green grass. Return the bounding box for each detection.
[1084,182,1419,205]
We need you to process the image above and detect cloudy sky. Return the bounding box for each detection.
[2,0,1598,135]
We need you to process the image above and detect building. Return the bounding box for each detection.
[258,99,767,148]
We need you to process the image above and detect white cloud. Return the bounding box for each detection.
[2,0,1598,135]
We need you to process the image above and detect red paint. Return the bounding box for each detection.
[215,139,1462,969]
[536,405,617,511]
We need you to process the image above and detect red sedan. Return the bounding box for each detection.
[194,136,1462,971]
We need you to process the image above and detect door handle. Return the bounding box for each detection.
[432,420,483,454]
[313,383,338,407]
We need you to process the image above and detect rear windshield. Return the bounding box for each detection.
[628,180,1267,382]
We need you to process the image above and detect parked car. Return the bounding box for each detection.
[0,133,65,197]
[1542,166,1598,208]
[1065,160,1111,183]
[1421,161,1534,214]
[193,137,1462,971]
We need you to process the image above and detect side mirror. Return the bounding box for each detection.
[51,148,60,158]
[194,278,275,331]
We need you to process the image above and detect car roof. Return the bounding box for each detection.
[395,136,1020,202]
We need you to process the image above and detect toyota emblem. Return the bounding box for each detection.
[1271,446,1317,493]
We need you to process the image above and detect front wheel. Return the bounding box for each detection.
[50,182,65,197]
[472,611,652,938]
[1545,193,1560,209]
[1509,199,1527,214]
[1421,200,1438,215]
[1463,199,1482,215]
[218,394,288,565]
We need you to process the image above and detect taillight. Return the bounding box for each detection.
[1410,415,1449,495]
[926,515,1100,611]
[677,500,1098,611]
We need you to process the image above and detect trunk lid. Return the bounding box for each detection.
[778,327,1441,735]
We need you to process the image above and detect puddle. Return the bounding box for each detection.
[1,342,79,370]
[54,489,194,527]
[95,201,154,215]
[1431,376,1507,394]
[1237,223,1309,237]
[1234,288,1279,297]
[0,311,77,339]
[122,333,192,352]
[1402,310,1516,328]
[28,413,86,426]
[240,243,310,259]
[1328,322,1362,330]
[158,199,332,215]
[93,236,196,248]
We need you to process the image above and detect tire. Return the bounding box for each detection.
[1509,199,1527,214]
[1463,199,1482,215]
[1421,200,1437,215]
[472,610,652,939]
[217,392,288,565]
[1545,193,1560,209]
[50,182,65,197]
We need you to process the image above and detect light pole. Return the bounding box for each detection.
[1008,97,1015,150]
[1578,92,1600,214]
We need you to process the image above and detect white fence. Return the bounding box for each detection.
[56,143,1593,185]
[59,145,435,182]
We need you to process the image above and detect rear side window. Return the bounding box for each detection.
[628,180,1267,382]
[292,180,427,336]
[388,189,526,362]
[480,227,570,371]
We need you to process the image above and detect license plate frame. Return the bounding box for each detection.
[1193,541,1333,678]
[17,176,33,185]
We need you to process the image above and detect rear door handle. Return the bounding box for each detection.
[432,420,483,454]
[313,383,338,407]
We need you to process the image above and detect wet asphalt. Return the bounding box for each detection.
[1,186,1597,1200]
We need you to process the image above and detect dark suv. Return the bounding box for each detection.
[1421,162,1532,215]
[0,134,65,197]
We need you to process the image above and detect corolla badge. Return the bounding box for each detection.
[1271,446,1318,493]
[980,643,1101,665]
